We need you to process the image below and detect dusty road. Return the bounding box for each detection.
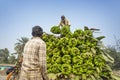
[0,70,7,80]
[0,75,6,80]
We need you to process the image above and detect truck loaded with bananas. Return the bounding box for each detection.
[42,26,117,80]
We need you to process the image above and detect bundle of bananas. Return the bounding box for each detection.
[50,26,61,34]
[42,26,116,80]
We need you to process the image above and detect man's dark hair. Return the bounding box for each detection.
[32,25,43,37]
[61,15,65,18]
[61,15,66,21]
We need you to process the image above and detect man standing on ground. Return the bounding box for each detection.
[19,26,48,80]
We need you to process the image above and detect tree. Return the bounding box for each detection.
[8,55,16,64]
[0,48,9,63]
[114,35,120,52]
[14,37,29,57]
[116,39,120,51]
[107,46,120,70]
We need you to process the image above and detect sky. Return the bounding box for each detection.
[0,0,120,53]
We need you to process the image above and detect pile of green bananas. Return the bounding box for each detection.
[42,26,115,80]
[50,26,61,34]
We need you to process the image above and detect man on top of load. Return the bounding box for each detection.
[58,15,70,27]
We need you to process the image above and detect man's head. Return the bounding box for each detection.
[61,15,65,20]
[32,25,43,37]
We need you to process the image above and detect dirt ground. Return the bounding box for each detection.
[0,69,7,80]
[0,70,120,80]
[113,70,120,76]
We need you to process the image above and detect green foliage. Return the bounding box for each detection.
[0,48,16,64]
[0,48,9,63]
[8,55,16,64]
[107,46,120,70]
[14,37,29,57]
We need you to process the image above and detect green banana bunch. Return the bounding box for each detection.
[61,46,71,55]
[61,64,71,75]
[42,33,49,42]
[78,44,87,53]
[50,26,61,34]
[72,56,83,65]
[57,37,69,47]
[52,55,60,63]
[61,26,71,37]
[84,29,93,37]
[47,64,52,73]
[81,52,93,59]
[76,36,85,45]
[93,55,105,67]
[55,56,62,64]
[62,55,71,64]
[68,38,77,47]
[51,64,61,73]
[47,56,52,63]
[73,29,84,38]
[70,47,80,56]
[72,64,83,75]
[52,48,61,56]
[65,32,73,38]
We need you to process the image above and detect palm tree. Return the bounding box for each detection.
[0,48,9,63]
[14,37,29,57]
